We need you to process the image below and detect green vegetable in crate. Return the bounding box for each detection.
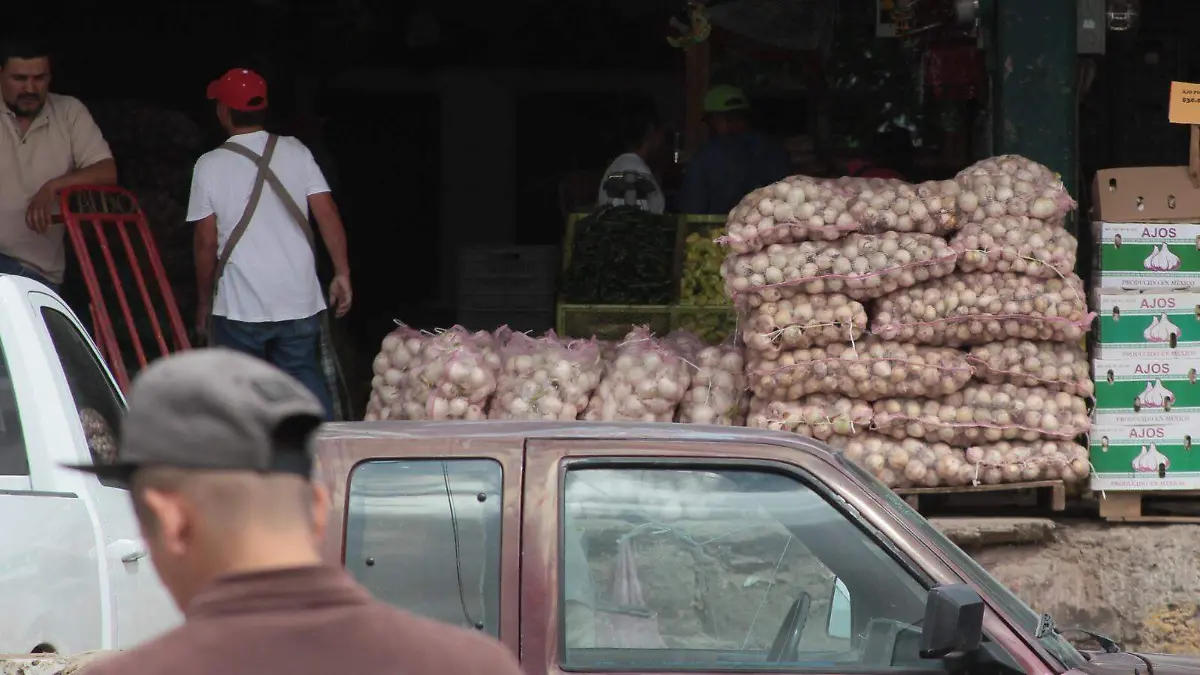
[561,205,677,304]
[681,227,730,306]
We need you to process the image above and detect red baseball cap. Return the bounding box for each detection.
[206,68,268,112]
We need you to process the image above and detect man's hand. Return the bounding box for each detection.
[25,183,58,234]
[195,299,211,344]
[329,274,352,317]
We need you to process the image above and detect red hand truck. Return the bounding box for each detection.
[58,186,191,392]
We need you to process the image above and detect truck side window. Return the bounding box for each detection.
[345,459,502,637]
[0,327,27,475]
[560,467,959,672]
[40,309,123,477]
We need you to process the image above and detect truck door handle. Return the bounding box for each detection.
[109,539,148,563]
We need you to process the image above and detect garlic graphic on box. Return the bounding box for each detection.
[1132,445,1151,472]
[1144,314,1183,343]
[1146,443,1170,473]
[1135,380,1176,409]
[1145,242,1182,271]
[1144,245,1162,271]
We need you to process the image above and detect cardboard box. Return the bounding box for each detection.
[1092,356,1200,425]
[1093,289,1200,359]
[1092,167,1200,290]
[1089,415,1199,491]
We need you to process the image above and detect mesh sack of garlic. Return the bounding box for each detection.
[963,440,1091,486]
[746,337,973,402]
[872,383,1091,445]
[401,326,502,421]
[950,215,1078,279]
[487,331,603,421]
[365,324,429,421]
[719,176,860,255]
[966,339,1094,397]
[721,232,958,301]
[582,327,693,422]
[871,271,1092,346]
[830,433,969,489]
[746,395,874,441]
[955,155,1077,224]
[844,179,962,236]
[740,290,868,358]
[678,339,747,425]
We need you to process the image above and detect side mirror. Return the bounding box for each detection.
[826,578,852,639]
[919,584,984,659]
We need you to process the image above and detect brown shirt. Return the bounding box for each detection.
[0,93,112,283]
[82,565,524,675]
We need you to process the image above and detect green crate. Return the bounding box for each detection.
[557,304,673,341]
[562,212,733,305]
[671,305,738,344]
[556,303,737,345]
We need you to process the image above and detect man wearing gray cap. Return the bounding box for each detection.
[68,348,523,675]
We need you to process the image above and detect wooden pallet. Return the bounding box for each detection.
[896,480,1066,514]
[1098,490,1200,523]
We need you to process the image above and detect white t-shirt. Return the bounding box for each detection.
[597,152,665,214]
[186,131,330,323]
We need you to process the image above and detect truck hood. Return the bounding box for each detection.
[1080,651,1200,675]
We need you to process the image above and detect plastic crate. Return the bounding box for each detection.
[556,304,672,341]
[458,246,559,312]
[457,308,554,334]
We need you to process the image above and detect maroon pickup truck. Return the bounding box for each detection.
[313,422,1194,675]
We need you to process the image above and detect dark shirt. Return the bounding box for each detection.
[83,565,523,675]
[678,130,793,215]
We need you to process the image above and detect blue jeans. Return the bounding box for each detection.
[210,313,333,420]
[0,251,59,292]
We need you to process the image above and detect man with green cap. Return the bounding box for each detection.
[678,84,792,215]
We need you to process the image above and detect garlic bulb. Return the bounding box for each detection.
[1144,314,1182,343]
[1144,245,1162,271]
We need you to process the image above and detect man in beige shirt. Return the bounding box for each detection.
[0,38,116,290]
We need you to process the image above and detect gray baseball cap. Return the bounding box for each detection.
[66,348,326,487]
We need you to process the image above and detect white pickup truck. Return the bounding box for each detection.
[0,275,179,656]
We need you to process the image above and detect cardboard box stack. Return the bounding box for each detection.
[1090,167,1200,491]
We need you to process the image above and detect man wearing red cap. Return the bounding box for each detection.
[186,68,351,419]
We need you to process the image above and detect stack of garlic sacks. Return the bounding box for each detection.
[729,155,1094,490]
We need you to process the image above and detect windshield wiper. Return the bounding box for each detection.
[1058,628,1123,654]
[1035,613,1055,638]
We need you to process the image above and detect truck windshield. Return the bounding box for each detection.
[837,456,1086,671]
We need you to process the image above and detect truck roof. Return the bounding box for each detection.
[317,421,838,460]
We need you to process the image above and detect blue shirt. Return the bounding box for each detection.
[678,131,793,216]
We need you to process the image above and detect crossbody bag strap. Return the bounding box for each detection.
[217,137,315,249]
[213,134,281,286]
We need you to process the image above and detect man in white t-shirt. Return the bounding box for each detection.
[597,104,665,214]
[186,68,351,418]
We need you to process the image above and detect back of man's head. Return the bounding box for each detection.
[66,348,329,610]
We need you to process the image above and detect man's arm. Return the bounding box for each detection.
[194,215,218,301]
[26,101,119,232]
[308,192,350,279]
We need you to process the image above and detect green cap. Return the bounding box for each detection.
[703,85,750,113]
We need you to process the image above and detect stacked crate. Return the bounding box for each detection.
[1089,168,1200,517]
[556,213,737,344]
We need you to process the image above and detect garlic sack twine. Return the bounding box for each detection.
[746,395,874,441]
[951,215,1078,279]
